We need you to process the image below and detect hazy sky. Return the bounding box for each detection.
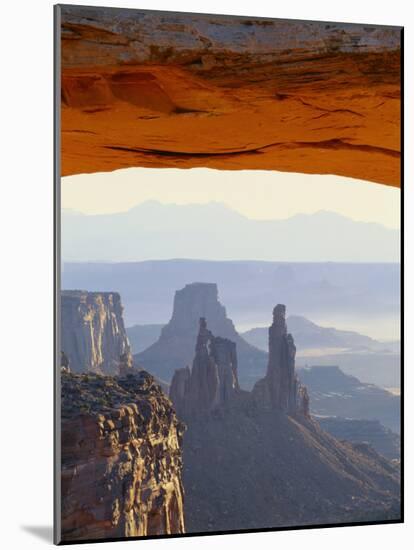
[62,167,400,229]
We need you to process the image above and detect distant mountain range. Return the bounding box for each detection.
[62,202,399,262]
[242,315,399,353]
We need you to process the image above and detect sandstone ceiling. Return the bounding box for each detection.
[59,6,402,186]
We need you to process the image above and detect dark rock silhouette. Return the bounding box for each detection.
[252,304,309,416]
[169,305,399,532]
[136,283,266,387]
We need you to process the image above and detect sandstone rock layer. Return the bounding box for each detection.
[60,370,185,542]
[61,290,132,375]
[59,6,401,186]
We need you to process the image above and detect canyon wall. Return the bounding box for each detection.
[60,370,186,542]
[61,290,132,374]
[59,5,401,185]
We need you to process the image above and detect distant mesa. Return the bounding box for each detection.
[62,260,401,348]
[135,282,267,388]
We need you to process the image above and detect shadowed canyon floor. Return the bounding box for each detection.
[182,410,400,532]
[169,307,400,532]
[60,6,401,185]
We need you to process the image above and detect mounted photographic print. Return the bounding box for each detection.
[54,4,403,544]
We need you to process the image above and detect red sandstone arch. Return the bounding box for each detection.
[59,7,402,186]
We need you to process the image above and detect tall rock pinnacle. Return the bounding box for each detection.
[267,304,297,411]
[253,304,309,416]
[170,305,309,420]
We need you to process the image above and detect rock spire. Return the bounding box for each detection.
[169,317,239,418]
[252,304,309,416]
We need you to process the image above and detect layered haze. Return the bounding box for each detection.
[62,202,399,263]
[62,167,400,262]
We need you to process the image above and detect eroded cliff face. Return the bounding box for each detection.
[60,370,185,542]
[61,290,132,374]
[59,5,401,185]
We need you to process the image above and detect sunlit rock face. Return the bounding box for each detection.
[59,5,401,185]
[60,370,186,542]
[61,290,132,375]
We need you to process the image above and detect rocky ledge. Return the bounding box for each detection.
[60,6,401,185]
[60,370,186,542]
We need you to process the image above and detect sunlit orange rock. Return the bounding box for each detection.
[59,6,401,186]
